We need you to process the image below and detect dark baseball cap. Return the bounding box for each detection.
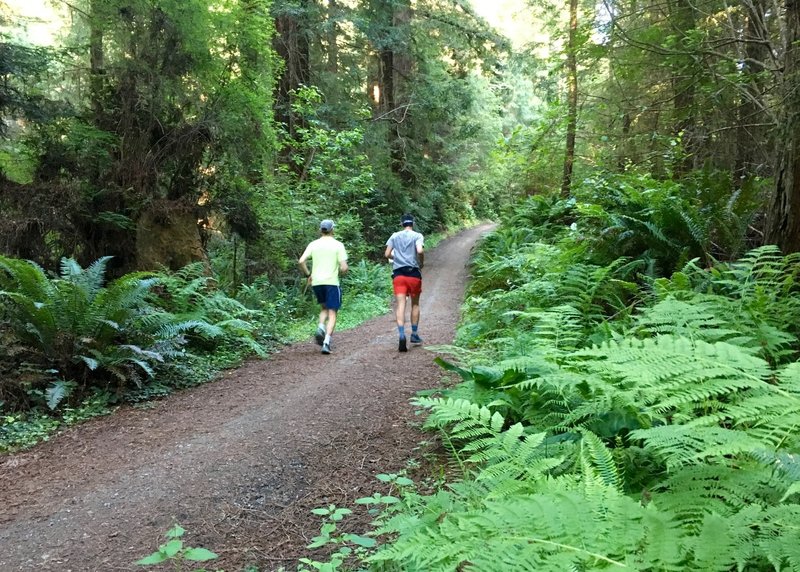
[401,214,414,226]
[320,219,334,231]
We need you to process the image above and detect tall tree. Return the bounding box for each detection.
[1,0,278,272]
[765,0,800,251]
[669,0,697,176]
[273,0,311,140]
[734,0,771,184]
[561,0,578,197]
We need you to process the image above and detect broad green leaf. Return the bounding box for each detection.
[307,535,330,549]
[183,547,218,561]
[343,533,377,548]
[162,539,182,557]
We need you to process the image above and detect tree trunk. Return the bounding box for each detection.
[89,0,104,119]
[373,0,412,181]
[734,0,769,185]
[136,200,208,271]
[671,0,696,177]
[273,1,310,139]
[560,0,578,198]
[327,0,338,74]
[765,0,800,252]
[618,112,631,172]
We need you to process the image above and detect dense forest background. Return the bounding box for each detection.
[4,0,800,271]
[4,1,800,568]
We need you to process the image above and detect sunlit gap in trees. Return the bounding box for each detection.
[3,0,65,46]
[593,1,612,44]
[470,0,613,52]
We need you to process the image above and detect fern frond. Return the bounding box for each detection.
[753,504,800,571]
[45,380,75,410]
[653,464,774,523]
[633,297,741,344]
[60,256,113,302]
[579,429,622,492]
[685,512,740,571]
[577,335,771,413]
[414,397,504,435]
[630,425,764,469]
[156,320,224,340]
[368,486,684,572]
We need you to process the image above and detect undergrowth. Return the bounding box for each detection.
[288,180,800,571]
[0,255,394,452]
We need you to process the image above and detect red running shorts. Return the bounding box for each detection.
[393,275,422,297]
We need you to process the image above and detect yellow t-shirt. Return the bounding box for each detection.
[301,237,348,286]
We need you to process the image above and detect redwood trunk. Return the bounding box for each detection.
[560,0,578,197]
[765,0,800,252]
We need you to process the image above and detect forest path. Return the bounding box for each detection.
[0,224,493,572]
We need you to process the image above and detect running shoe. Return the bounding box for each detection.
[399,337,408,352]
[321,342,331,354]
[410,333,423,344]
[315,326,325,346]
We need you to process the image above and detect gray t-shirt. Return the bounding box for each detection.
[386,229,424,270]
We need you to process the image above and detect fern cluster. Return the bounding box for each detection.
[0,257,271,412]
[0,256,169,404]
[145,261,269,357]
[355,187,800,571]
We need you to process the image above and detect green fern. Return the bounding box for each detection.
[579,429,622,491]
[368,482,685,571]
[149,265,267,356]
[0,256,174,401]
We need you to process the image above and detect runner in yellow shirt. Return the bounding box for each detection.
[298,219,349,354]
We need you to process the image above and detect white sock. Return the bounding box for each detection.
[318,323,325,330]
[324,334,331,344]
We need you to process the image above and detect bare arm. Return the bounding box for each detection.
[416,243,424,269]
[298,247,312,280]
[384,245,393,259]
[339,260,349,274]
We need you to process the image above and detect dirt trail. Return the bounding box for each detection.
[0,224,493,572]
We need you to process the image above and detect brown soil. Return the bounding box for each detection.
[0,224,493,572]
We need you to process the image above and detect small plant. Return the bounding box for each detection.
[135,525,218,570]
[298,505,376,572]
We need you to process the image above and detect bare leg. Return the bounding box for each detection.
[410,295,421,328]
[395,294,407,328]
[326,309,338,336]
[318,307,328,328]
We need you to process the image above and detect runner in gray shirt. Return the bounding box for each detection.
[385,214,424,352]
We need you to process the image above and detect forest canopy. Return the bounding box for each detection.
[2,0,799,271]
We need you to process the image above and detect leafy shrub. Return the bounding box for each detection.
[356,201,800,571]
[145,262,267,358]
[0,256,168,404]
[572,169,766,273]
[136,524,217,569]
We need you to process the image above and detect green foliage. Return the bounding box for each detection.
[3,0,279,271]
[136,525,218,570]
[146,262,268,359]
[0,410,61,452]
[354,197,800,571]
[365,399,683,572]
[0,255,166,395]
[299,504,376,572]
